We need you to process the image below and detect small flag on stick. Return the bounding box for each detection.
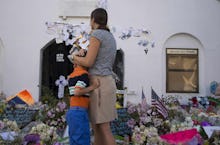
[151,88,168,118]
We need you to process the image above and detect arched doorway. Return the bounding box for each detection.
[39,39,73,99]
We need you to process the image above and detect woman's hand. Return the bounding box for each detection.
[90,77,100,90]
[72,49,87,65]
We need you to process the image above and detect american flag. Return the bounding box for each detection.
[141,88,147,106]
[151,88,168,119]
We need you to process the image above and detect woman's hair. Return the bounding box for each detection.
[91,8,110,31]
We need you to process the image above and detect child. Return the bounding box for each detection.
[66,55,99,145]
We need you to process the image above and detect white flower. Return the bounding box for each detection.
[140,125,145,130]
[134,126,140,132]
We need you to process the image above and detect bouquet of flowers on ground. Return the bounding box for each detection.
[0,119,20,132]
[29,123,59,144]
[126,100,152,129]
[0,119,22,144]
[132,125,166,145]
[126,100,169,144]
[39,101,68,136]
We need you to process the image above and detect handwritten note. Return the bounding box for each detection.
[0,108,37,128]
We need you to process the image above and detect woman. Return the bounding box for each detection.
[73,8,117,145]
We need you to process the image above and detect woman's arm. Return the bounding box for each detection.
[73,36,100,67]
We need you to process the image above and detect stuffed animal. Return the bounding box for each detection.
[210,81,220,96]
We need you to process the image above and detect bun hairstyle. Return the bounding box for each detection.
[91,8,110,32]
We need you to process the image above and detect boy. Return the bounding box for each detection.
[66,55,99,145]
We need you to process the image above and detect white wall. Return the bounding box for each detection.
[109,0,220,99]
[0,0,60,99]
[0,38,3,91]
[0,0,220,102]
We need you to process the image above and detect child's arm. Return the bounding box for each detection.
[74,78,99,96]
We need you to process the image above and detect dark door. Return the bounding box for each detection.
[40,39,73,99]
[113,49,124,90]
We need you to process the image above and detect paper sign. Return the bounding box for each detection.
[56,53,64,62]
[203,126,220,138]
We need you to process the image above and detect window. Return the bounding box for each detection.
[166,48,199,93]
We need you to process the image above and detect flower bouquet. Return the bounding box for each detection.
[126,100,169,144]
[29,123,59,145]
[38,101,68,137]
[0,119,22,144]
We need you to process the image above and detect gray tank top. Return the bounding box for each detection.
[89,29,117,76]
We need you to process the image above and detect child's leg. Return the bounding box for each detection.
[66,107,90,145]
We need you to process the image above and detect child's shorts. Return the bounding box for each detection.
[66,107,90,145]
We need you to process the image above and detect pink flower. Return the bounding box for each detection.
[47,110,55,118]
[127,119,136,129]
[0,121,4,130]
[57,101,67,111]
[134,133,142,143]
